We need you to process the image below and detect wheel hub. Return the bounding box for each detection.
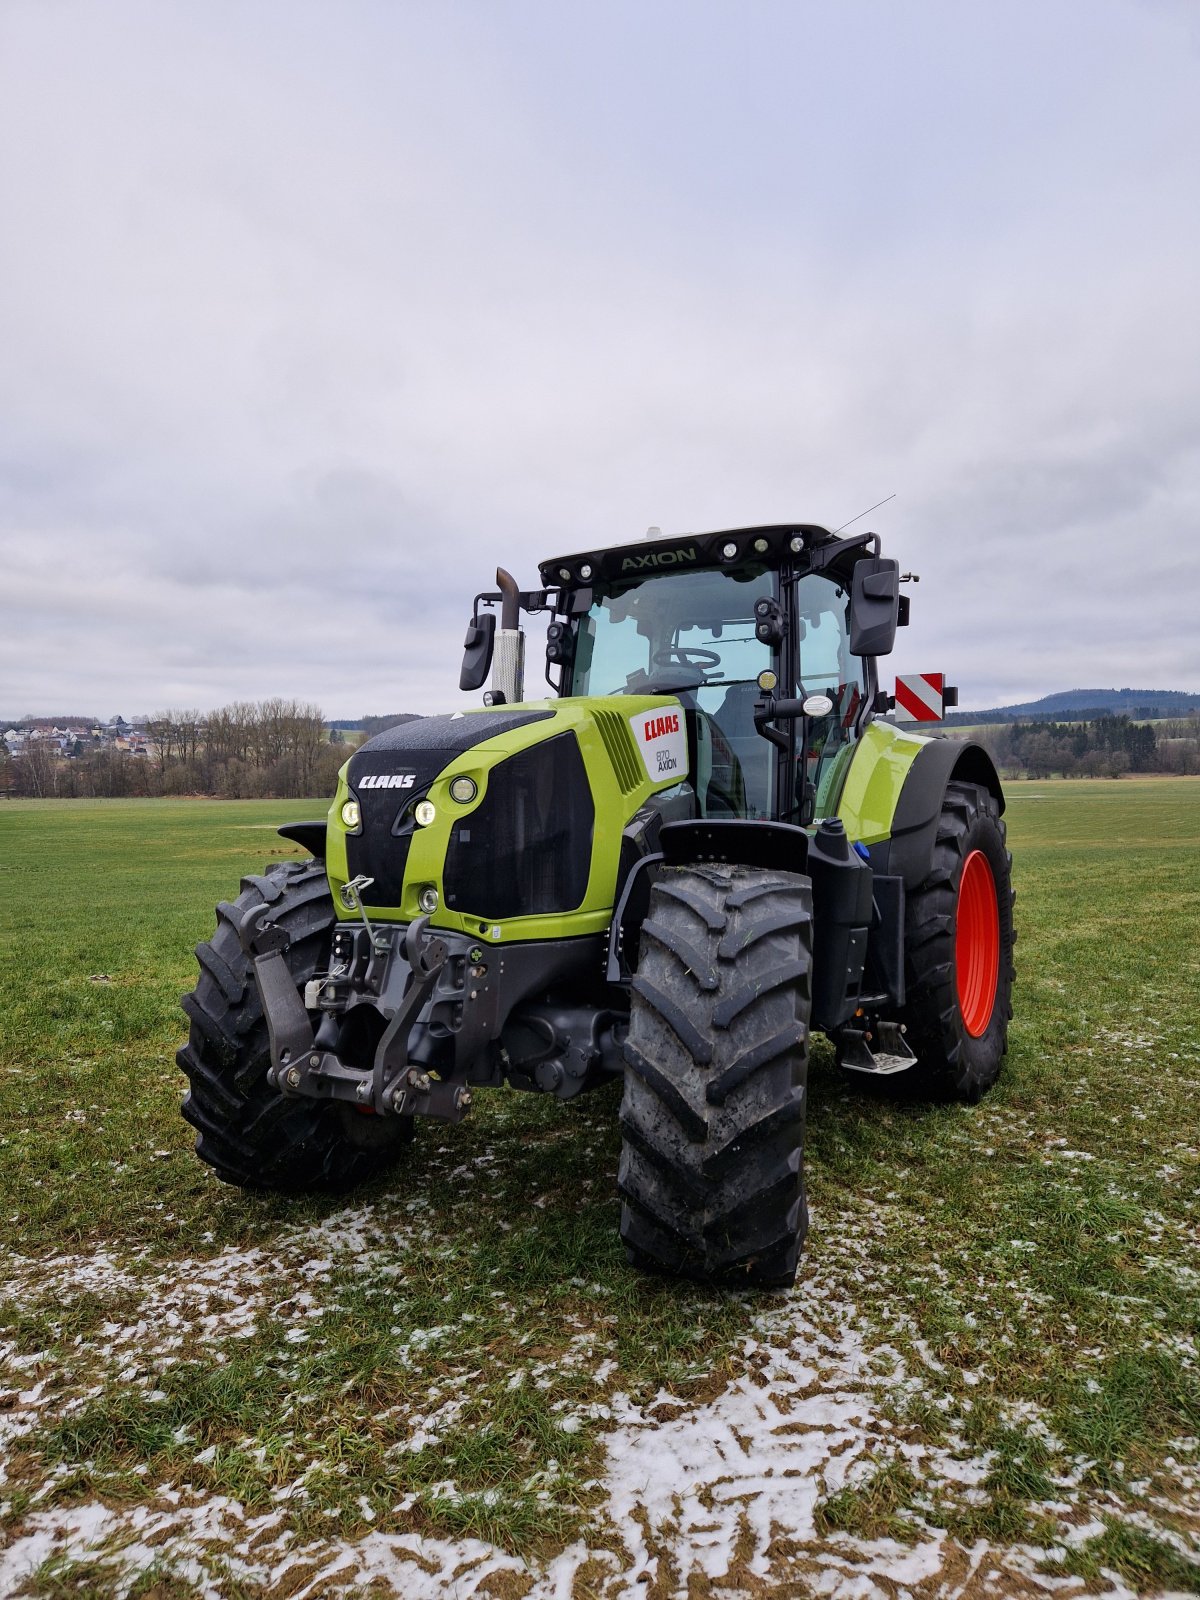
[956,849,1000,1037]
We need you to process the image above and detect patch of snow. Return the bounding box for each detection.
[4,1199,1199,1597]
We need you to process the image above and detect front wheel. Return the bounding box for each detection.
[618,863,813,1288]
[178,859,413,1191]
[902,780,1016,1101]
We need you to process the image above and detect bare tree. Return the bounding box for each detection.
[174,709,203,766]
[145,714,176,770]
[15,737,59,798]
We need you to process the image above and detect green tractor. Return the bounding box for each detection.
[179,523,1014,1287]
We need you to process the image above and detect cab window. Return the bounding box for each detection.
[796,572,867,817]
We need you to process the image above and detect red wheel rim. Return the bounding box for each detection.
[956,850,1000,1037]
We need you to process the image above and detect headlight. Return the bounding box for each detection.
[449,775,477,804]
[418,885,439,913]
[414,799,437,827]
[340,799,361,830]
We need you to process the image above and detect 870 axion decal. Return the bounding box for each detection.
[629,708,689,783]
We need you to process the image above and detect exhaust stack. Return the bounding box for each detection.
[492,567,525,705]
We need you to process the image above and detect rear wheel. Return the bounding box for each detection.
[618,864,813,1288]
[178,859,413,1190]
[903,781,1015,1100]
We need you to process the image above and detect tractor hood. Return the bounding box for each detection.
[347,708,557,797]
[326,698,690,939]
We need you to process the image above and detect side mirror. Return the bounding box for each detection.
[849,557,900,657]
[459,612,496,691]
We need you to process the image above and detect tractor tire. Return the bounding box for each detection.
[902,780,1016,1101]
[618,863,813,1288]
[178,859,413,1191]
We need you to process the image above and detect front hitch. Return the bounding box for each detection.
[238,904,469,1123]
[369,916,453,1113]
[235,899,319,1083]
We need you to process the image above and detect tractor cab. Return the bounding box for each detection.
[563,553,874,825]
[464,522,902,830]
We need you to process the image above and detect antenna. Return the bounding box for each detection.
[833,493,896,534]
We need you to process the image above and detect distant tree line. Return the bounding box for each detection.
[979,714,1200,778]
[1,700,350,799]
[6,703,1199,798]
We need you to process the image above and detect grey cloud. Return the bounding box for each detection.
[1,1,1198,717]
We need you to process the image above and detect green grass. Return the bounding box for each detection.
[19,1552,199,1599]
[1,783,1199,1584]
[1043,1518,1200,1594]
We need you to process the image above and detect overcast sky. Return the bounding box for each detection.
[2,0,1198,719]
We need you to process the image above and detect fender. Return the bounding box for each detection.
[875,739,1002,890]
[277,820,327,858]
[660,818,810,874]
[605,817,810,984]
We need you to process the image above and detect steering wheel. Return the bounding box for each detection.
[652,646,722,672]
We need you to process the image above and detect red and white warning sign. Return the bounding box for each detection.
[894,673,955,722]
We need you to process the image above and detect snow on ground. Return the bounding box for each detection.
[1,1207,1197,1599]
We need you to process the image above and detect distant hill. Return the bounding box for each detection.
[4,714,102,728]
[946,688,1200,726]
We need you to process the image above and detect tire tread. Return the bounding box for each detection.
[619,865,812,1287]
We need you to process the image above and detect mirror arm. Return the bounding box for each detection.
[754,696,797,753]
[471,587,562,623]
[755,698,821,826]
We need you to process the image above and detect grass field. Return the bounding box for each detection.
[0,782,1198,1598]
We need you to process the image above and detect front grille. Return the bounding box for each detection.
[343,709,554,909]
[593,708,642,794]
[443,732,594,921]
[345,795,422,907]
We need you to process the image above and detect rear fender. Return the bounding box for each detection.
[877,739,1003,890]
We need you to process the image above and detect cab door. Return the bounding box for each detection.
[794,572,869,819]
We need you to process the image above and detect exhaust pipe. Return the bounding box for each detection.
[492,567,525,704]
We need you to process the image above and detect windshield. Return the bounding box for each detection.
[569,566,776,818]
[570,566,773,696]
